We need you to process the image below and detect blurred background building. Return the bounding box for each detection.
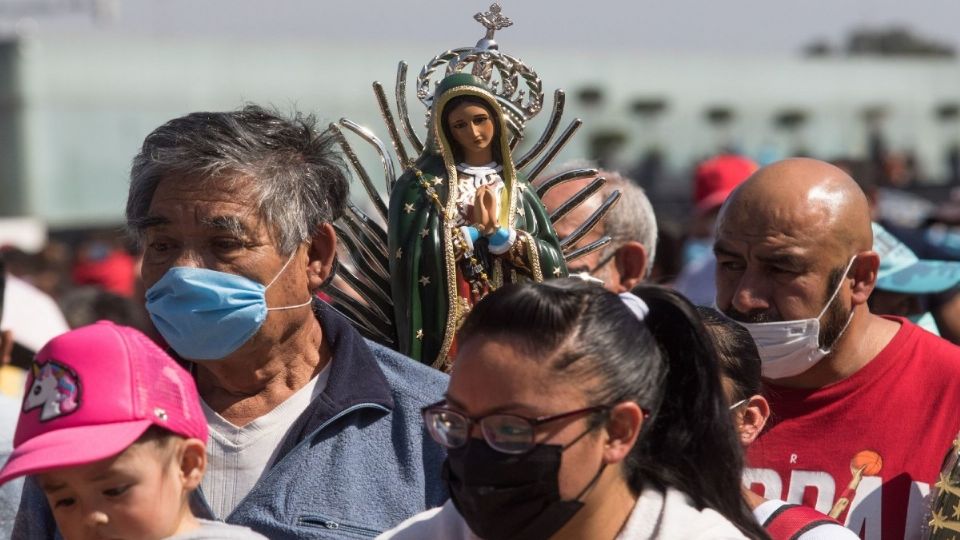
[0,29,958,227]
[0,1,956,230]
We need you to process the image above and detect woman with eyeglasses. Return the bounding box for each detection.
[697,307,858,540]
[378,280,767,540]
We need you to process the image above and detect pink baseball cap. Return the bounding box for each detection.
[0,321,207,485]
[693,155,759,214]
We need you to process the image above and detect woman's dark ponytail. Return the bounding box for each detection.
[631,284,769,540]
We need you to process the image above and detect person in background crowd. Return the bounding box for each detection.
[0,257,70,398]
[0,256,12,369]
[381,280,766,539]
[834,158,960,345]
[59,286,151,333]
[538,165,657,292]
[647,222,685,285]
[674,154,757,305]
[930,288,960,344]
[0,255,22,538]
[14,105,449,539]
[71,236,137,297]
[1,242,72,300]
[714,157,960,538]
[2,322,267,539]
[698,307,859,540]
[869,221,960,336]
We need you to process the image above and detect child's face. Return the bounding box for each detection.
[37,437,190,540]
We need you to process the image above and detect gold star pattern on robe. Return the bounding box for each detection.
[516,206,525,217]
[395,248,403,259]
[930,509,960,533]
[419,275,431,286]
[416,329,424,340]
[937,473,960,497]
[552,266,562,277]
[938,473,949,491]
[403,203,415,214]
[419,228,429,239]
[931,508,949,533]
[432,177,442,185]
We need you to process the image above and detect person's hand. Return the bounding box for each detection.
[472,185,499,235]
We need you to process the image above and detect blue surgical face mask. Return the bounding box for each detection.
[145,251,312,361]
[682,238,713,266]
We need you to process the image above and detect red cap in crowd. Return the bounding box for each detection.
[693,155,759,214]
[72,246,136,297]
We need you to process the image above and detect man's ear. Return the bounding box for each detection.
[307,223,338,292]
[614,242,648,293]
[178,438,207,491]
[737,394,770,447]
[602,402,645,465]
[850,251,879,307]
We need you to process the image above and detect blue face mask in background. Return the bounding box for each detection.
[145,251,312,360]
[681,238,713,266]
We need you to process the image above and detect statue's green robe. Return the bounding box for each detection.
[387,75,567,369]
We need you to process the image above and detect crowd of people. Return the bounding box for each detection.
[0,101,959,540]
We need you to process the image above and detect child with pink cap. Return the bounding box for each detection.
[0,321,266,539]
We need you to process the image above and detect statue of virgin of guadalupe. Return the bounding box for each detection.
[327,4,622,371]
[389,73,566,369]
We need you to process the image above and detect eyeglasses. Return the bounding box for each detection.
[422,402,611,455]
[569,249,617,276]
[588,250,617,273]
[729,398,748,411]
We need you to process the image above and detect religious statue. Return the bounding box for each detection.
[388,73,566,367]
[328,4,621,370]
[925,433,960,538]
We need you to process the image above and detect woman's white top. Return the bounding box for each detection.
[377,486,748,539]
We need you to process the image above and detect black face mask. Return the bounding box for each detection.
[442,438,604,540]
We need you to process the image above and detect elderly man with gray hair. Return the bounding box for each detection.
[538,163,658,292]
[14,105,448,538]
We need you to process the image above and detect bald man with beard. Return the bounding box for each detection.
[713,158,960,539]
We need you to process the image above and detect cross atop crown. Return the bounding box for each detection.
[415,1,542,128]
[474,3,513,40]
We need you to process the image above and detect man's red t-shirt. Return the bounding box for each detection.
[746,318,960,540]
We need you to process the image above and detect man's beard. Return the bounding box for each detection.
[726,309,774,323]
[818,288,851,350]
[724,266,851,350]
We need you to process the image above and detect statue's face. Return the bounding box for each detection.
[446,103,495,156]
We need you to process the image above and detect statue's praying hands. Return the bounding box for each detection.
[471,184,499,236]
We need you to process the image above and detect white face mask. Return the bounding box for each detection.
[728,256,857,380]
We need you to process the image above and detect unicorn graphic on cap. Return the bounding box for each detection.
[23,359,81,422]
